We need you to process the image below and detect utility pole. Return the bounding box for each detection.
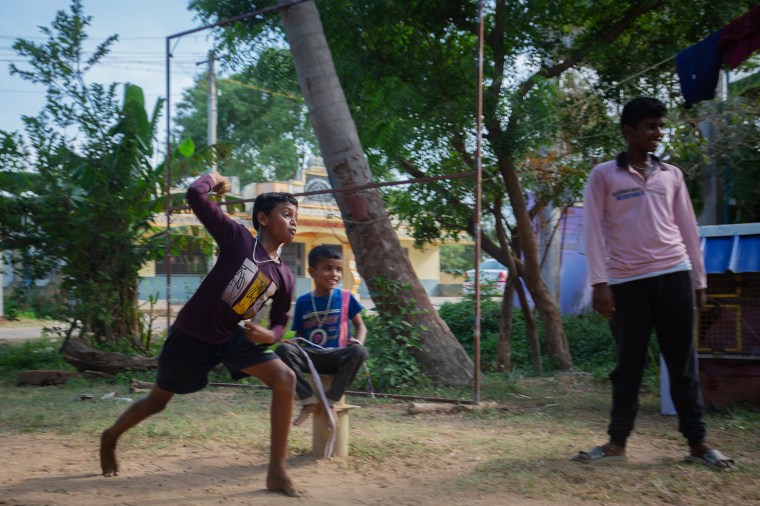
[698,70,728,225]
[0,254,4,318]
[198,49,218,173]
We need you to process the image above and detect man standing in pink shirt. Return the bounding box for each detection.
[573,97,736,470]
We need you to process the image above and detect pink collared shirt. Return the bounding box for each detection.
[583,158,706,289]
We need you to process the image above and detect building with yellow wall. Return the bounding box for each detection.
[138,158,451,302]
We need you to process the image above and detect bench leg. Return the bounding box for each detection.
[312,408,352,458]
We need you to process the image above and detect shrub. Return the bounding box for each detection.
[0,338,71,382]
[363,279,428,392]
[437,297,502,372]
[437,299,661,386]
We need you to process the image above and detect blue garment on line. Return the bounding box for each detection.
[676,29,724,108]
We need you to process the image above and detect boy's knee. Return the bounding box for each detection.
[274,342,298,361]
[144,395,170,414]
[350,344,369,362]
[274,364,296,390]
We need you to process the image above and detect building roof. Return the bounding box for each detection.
[700,223,760,274]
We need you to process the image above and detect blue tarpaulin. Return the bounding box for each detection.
[662,222,760,414]
[700,223,760,274]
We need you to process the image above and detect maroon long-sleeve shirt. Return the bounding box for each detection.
[173,174,294,344]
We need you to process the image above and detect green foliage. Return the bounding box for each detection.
[438,298,663,385]
[562,313,617,376]
[172,47,317,184]
[0,338,71,382]
[3,287,65,321]
[363,278,427,392]
[439,244,476,275]
[438,298,502,372]
[2,289,29,321]
[189,0,755,248]
[0,1,175,343]
[670,92,760,224]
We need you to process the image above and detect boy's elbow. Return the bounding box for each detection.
[186,184,202,201]
[185,187,203,210]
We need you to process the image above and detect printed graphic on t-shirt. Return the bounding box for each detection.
[222,258,278,319]
[302,309,341,346]
[612,187,645,201]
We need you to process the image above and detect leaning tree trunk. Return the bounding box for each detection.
[515,273,541,375]
[280,1,473,387]
[496,276,515,372]
[500,160,572,370]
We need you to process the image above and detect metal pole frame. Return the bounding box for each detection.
[164,0,312,330]
[162,0,486,404]
[473,0,485,405]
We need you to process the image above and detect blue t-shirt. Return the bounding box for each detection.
[291,288,363,348]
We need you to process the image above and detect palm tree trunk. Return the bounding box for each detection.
[279,1,474,387]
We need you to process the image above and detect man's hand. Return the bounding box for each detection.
[243,321,278,345]
[209,172,231,196]
[592,283,615,320]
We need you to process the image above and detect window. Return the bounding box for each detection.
[155,243,208,275]
[280,242,306,277]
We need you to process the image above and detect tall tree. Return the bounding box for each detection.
[0,1,165,343]
[280,1,475,386]
[191,0,755,371]
[174,48,317,183]
[193,0,475,386]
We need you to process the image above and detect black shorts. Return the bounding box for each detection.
[156,325,279,394]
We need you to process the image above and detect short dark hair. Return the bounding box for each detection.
[620,97,667,133]
[308,244,342,268]
[251,192,298,231]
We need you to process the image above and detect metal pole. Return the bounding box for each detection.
[207,49,217,172]
[208,382,476,405]
[165,36,173,331]
[164,0,312,41]
[160,0,312,327]
[473,0,485,405]
[169,171,477,212]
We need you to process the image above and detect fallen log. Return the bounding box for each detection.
[130,379,155,392]
[17,370,80,386]
[408,402,469,415]
[62,337,157,375]
[407,401,503,415]
[17,369,114,386]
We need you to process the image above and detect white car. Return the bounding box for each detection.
[463,259,508,294]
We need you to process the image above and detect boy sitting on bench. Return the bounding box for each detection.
[275,245,368,425]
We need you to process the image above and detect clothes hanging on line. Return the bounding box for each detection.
[676,29,724,108]
[719,4,760,69]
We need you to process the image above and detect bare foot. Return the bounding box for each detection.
[293,403,319,426]
[100,431,119,477]
[266,469,303,497]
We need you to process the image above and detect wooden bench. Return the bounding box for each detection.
[308,375,359,458]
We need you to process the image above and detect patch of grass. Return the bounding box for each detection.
[0,337,72,382]
[0,372,757,505]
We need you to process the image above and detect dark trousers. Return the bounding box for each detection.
[607,270,706,447]
[275,343,368,403]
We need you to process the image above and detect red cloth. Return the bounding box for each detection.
[720,4,760,69]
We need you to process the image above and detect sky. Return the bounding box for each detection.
[0,0,216,139]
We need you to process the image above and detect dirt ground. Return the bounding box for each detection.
[0,431,558,506]
[2,408,756,506]
[0,326,756,505]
